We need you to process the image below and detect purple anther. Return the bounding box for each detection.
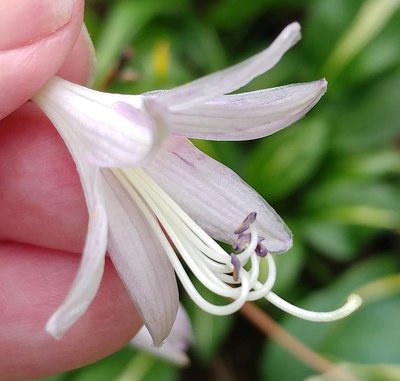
[232,233,251,253]
[231,255,241,281]
[255,243,268,257]
[234,212,257,235]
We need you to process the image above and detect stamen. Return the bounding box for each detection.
[111,168,361,324]
[234,212,257,234]
[231,255,241,281]
[247,254,277,300]
[232,233,251,253]
[234,225,259,263]
[255,243,268,257]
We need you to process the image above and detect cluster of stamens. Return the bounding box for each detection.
[114,168,362,321]
[231,211,269,281]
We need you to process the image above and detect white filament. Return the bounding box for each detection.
[113,168,362,321]
[266,293,363,321]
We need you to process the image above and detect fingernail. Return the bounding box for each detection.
[0,0,74,51]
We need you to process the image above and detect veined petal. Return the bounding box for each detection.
[166,80,327,140]
[101,169,179,346]
[130,304,193,366]
[33,77,156,167]
[153,22,301,110]
[44,113,108,339]
[144,137,292,253]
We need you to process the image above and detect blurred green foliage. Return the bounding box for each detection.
[44,0,400,380]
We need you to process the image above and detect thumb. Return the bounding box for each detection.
[0,0,84,120]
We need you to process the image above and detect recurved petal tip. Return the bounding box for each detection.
[156,22,304,110]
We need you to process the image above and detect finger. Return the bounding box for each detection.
[57,25,96,86]
[0,25,96,252]
[0,242,141,381]
[0,103,87,253]
[0,0,84,120]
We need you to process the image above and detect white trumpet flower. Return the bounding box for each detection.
[32,23,361,352]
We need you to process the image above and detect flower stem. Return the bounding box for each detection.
[240,302,360,381]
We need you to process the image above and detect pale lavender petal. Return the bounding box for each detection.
[153,23,301,110]
[145,138,292,253]
[101,169,179,346]
[130,304,193,366]
[41,112,108,339]
[166,80,327,140]
[33,77,155,167]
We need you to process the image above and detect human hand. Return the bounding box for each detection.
[0,1,141,380]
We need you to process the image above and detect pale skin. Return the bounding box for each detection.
[0,1,142,380]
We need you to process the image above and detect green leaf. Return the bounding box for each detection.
[323,0,400,78]
[337,9,400,87]
[135,360,179,381]
[306,363,400,381]
[93,0,187,88]
[83,7,101,44]
[303,177,400,230]
[178,19,227,73]
[330,71,400,153]
[68,348,134,381]
[303,0,363,67]
[302,222,374,261]
[113,353,179,381]
[329,149,400,179]
[271,239,305,296]
[64,349,178,381]
[209,0,272,30]
[184,281,233,363]
[246,117,329,201]
[113,353,154,381]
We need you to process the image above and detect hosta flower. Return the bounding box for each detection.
[32,23,361,352]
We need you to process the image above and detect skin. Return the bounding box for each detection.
[0,1,142,380]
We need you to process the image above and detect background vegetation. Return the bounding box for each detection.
[43,0,400,380]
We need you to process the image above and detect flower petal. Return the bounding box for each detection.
[42,113,108,339]
[33,77,155,167]
[101,169,179,346]
[145,138,292,253]
[165,80,327,140]
[154,22,301,110]
[130,304,193,366]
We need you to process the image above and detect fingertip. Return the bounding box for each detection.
[0,242,141,381]
[0,0,84,120]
